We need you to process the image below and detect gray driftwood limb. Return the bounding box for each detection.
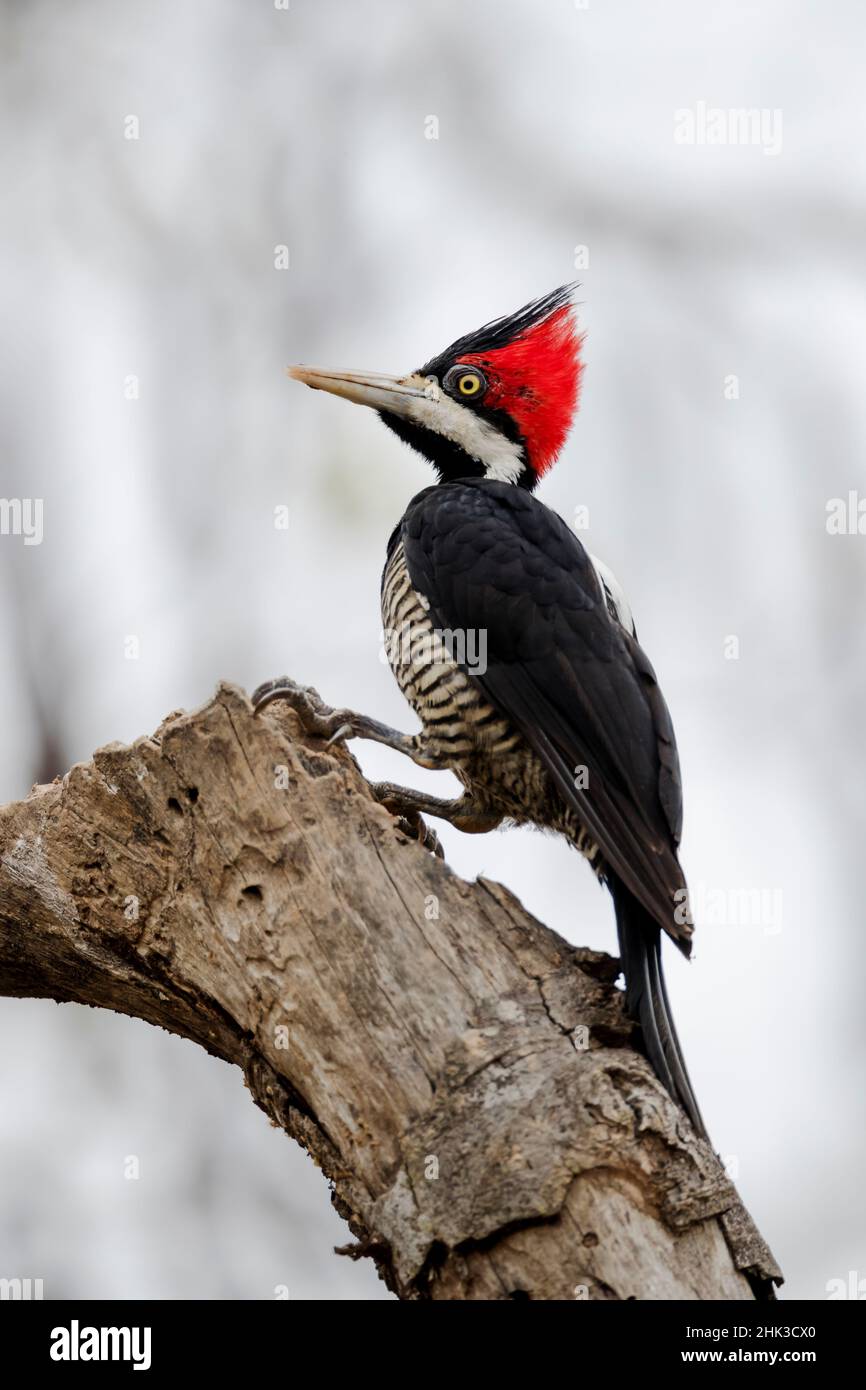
[0,682,781,1300]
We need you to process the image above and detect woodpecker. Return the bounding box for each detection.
[255,286,707,1139]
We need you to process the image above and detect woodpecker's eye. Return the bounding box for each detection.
[443,365,486,400]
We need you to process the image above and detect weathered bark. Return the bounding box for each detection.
[0,682,781,1300]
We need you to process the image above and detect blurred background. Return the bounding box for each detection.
[1,0,864,1300]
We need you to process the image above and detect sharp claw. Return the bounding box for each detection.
[252,677,301,713]
[326,722,354,746]
[419,820,444,859]
[368,783,446,857]
[253,688,281,714]
[391,810,443,859]
[251,680,333,735]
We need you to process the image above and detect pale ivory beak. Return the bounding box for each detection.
[287,365,435,417]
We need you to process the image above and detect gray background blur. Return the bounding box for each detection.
[1,0,863,1300]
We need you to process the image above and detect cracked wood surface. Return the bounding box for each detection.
[0,682,781,1299]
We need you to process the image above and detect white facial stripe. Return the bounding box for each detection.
[406,393,524,484]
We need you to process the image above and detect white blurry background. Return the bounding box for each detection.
[1,0,864,1300]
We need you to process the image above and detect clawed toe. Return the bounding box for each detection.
[370,784,445,859]
[326,722,355,746]
[253,680,361,747]
[251,680,346,740]
[394,812,444,859]
[426,824,446,859]
[252,677,310,713]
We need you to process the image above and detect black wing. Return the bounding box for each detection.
[399,479,691,953]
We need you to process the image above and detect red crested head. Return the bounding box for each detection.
[455,298,582,480]
[287,286,584,490]
[409,284,583,487]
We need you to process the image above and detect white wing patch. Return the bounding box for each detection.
[589,553,637,637]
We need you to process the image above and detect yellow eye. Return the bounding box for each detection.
[444,365,487,399]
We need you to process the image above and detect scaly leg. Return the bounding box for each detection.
[369,782,502,835]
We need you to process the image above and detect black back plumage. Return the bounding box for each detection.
[396,478,691,955]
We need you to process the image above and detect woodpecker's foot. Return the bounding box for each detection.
[398,812,444,859]
[252,678,427,760]
[369,782,502,836]
[370,781,455,858]
[252,678,332,722]
[252,678,354,741]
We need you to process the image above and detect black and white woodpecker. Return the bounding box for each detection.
[255,286,707,1139]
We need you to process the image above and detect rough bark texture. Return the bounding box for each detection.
[0,682,781,1300]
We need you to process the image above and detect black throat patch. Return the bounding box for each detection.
[377,405,534,489]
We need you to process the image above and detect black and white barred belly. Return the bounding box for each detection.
[381,541,601,867]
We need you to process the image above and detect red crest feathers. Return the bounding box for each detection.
[458,303,583,477]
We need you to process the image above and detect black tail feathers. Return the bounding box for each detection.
[612,880,709,1142]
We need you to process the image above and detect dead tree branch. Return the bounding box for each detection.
[0,682,781,1299]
